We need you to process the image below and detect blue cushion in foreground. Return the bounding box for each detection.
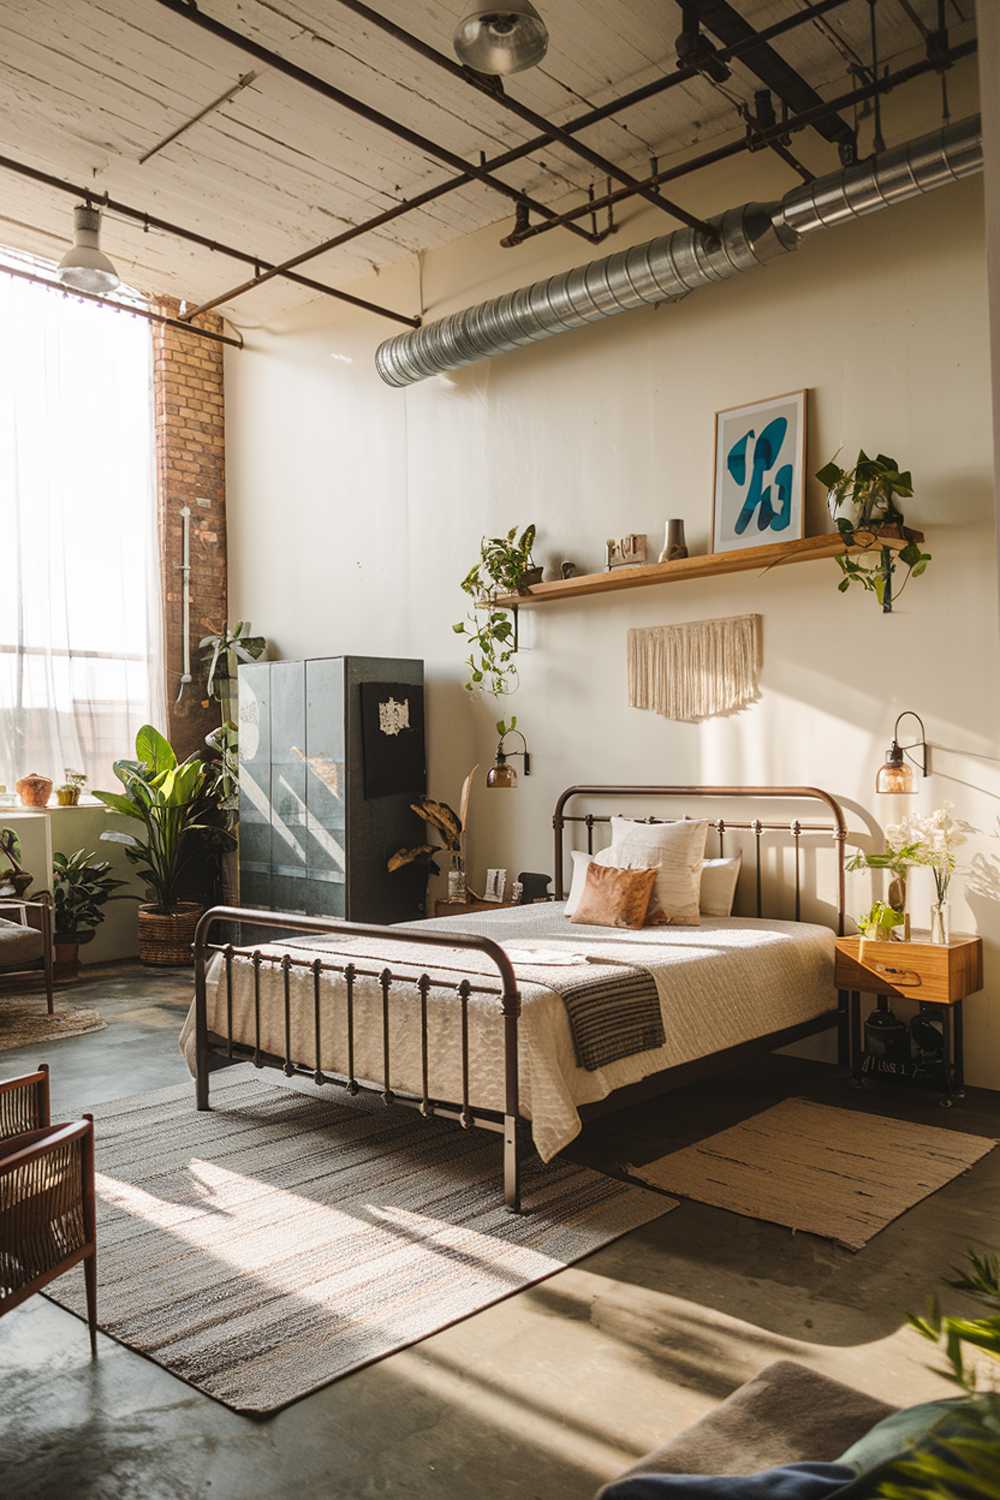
[600,1463,855,1500]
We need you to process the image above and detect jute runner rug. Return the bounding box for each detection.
[0,999,105,1052]
[629,1097,994,1251]
[47,1068,671,1414]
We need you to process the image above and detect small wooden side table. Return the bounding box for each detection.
[434,899,518,917]
[834,932,983,1104]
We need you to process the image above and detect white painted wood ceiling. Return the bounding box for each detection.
[0,0,976,325]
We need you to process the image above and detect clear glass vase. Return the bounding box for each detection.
[929,899,950,945]
[446,853,467,904]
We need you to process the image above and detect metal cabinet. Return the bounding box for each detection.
[238,656,425,924]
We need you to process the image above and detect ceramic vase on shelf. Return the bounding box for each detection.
[929,899,950,945]
[657,519,688,563]
[15,772,52,808]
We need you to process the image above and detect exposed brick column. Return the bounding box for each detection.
[152,298,227,761]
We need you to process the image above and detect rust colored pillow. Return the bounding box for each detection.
[568,861,658,930]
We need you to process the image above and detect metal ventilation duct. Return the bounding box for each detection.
[375,115,982,387]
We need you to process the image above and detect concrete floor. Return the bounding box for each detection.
[2,965,998,1500]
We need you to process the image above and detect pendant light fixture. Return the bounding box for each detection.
[57,204,120,295]
[453,2,549,76]
[875,710,928,794]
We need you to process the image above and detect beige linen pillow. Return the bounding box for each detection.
[568,862,658,930]
[700,854,742,917]
[598,816,708,926]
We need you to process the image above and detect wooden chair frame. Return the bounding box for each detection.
[0,895,55,1015]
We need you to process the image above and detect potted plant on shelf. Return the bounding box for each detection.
[54,769,87,807]
[93,725,231,966]
[817,449,931,608]
[52,848,134,980]
[200,620,266,725]
[856,899,906,947]
[453,525,537,695]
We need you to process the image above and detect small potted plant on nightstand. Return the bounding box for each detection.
[52,849,134,980]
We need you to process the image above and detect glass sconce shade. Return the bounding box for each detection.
[875,750,915,795]
[57,205,120,295]
[875,711,927,793]
[454,2,549,75]
[486,759,517,789]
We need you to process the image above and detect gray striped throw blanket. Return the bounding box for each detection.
[533,960,665,1071]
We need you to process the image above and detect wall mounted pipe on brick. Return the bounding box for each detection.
[374,115,983,388]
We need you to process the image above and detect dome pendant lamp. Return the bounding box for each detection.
[454,2,549,76]
[57,204,120,295]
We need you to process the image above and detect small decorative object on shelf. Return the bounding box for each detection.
[657,519,688,562]
[875,710,928,794]
[484,868,507,903]
[560,560,577,580]
[15,772,52,808]
[516,871,551,904]
[54,769,86,807]
[486,718,531,788]
[606,533,647,570]
[817,448,931,612]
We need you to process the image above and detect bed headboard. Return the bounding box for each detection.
[552,785,848,935]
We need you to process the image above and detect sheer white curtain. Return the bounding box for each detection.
[0,262,164,792]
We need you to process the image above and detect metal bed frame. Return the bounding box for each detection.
[193,784,849,1213]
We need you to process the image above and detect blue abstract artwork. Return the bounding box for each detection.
[713,391,806,554]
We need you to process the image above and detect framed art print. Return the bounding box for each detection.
[712,390,807,554]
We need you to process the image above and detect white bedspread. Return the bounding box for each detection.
[179,904,835,1162]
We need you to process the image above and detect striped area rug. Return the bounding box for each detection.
[47,1068,671,1414]
[629,1097,995,1251]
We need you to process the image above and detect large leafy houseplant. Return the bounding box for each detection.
[52,848,134,978]
[817,450,931,608]
[453,525,537,695]
[93,726,226,917]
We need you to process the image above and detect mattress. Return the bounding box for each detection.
[179,903,836,1162]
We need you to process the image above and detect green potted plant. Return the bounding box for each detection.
[856,899,906,945]
[54,768,87,807]
[52,848,134,980]
[453,525,537,695]
[817,449,931,608]
[200,620,266,724]
[93,725,231,966]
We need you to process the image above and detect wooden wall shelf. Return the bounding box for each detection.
[493,531,924,607]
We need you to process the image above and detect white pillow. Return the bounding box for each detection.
[602,816,708,926]
[564,835,734,922]
[700,855,742,917]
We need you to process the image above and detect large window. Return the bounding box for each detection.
[0,256,163,792]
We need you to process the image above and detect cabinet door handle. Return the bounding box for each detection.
[872,962,921,987]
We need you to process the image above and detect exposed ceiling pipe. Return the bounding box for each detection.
[374,114,982,388]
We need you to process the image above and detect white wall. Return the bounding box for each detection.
[226,66,1000,1087]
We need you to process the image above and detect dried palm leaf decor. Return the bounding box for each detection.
[627,614,762,722]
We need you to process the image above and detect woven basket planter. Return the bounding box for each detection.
[137,902,202,966]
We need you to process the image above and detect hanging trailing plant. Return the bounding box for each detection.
[817,450,931,609]
[452,525,537,695]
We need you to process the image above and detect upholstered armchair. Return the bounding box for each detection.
[0,896,55,1015]
[0,1067,97,1354]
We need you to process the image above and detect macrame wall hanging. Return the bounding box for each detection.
[627,613,762,722]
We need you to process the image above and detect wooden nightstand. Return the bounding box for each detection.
[834,932,984,1104]
[433,899,518,917]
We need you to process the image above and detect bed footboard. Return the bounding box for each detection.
[192,906,525,1211]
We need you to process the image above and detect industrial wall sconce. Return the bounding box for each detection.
[875,710,928,794]
[486,727,531,789]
